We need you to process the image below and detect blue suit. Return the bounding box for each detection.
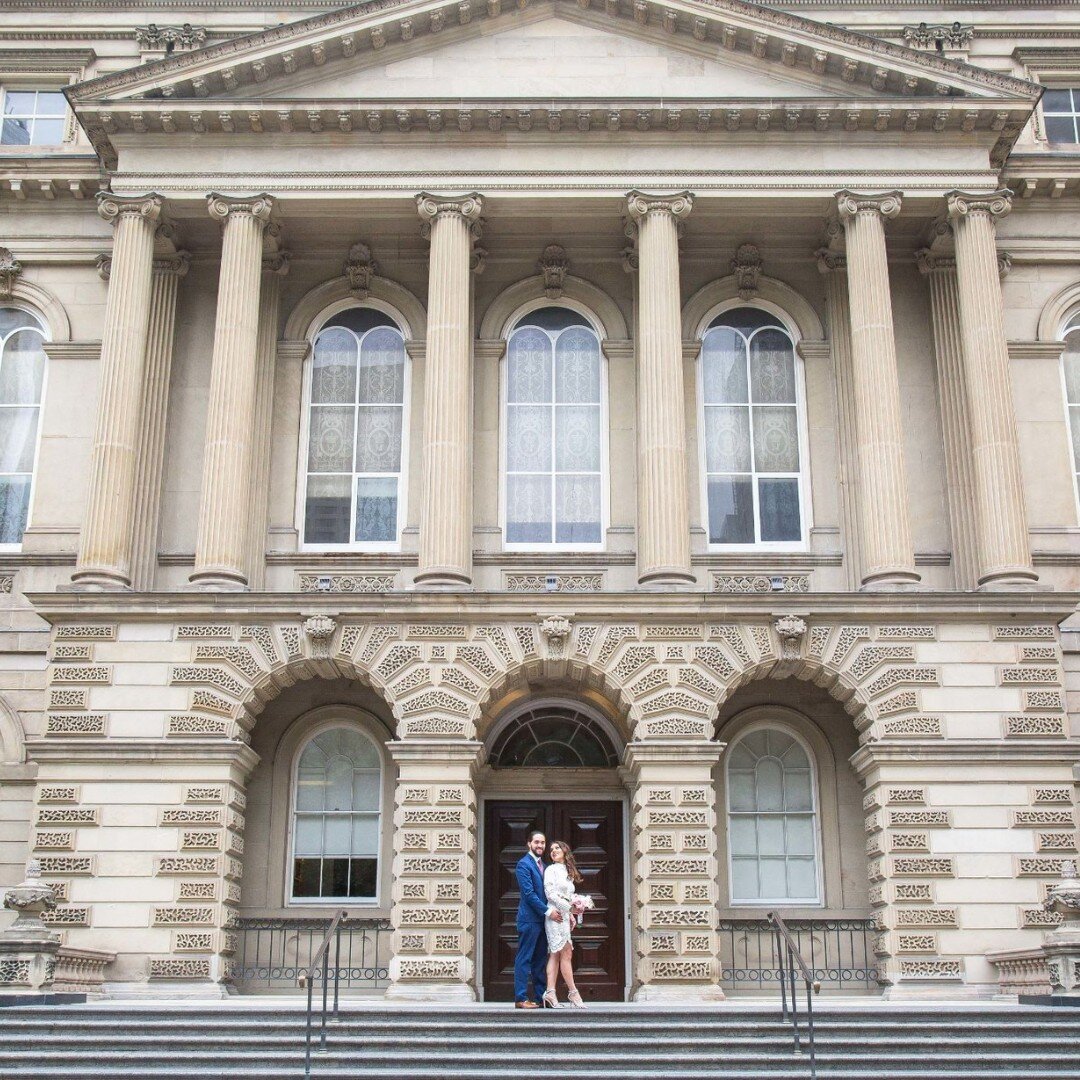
[514,853,550,1002]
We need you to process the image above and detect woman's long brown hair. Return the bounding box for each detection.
[550,841,583,885]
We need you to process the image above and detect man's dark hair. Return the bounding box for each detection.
[528,830,546,842]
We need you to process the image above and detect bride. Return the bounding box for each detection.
[542,840,591,1009]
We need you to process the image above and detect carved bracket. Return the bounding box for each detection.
[344,241,378,298]
[0,247,22,300]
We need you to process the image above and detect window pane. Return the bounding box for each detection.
[555,474,601,544]
[750,329,796,403]
[36,92,67,114]
[296,769,325,811]
[351,815,379,856]
[507,328,552,402]
[358,328,405,404]
[311,328,358,404]
[1043,89,1074,113]
[304,474,351,544]
[729,814,757,855]
[759,477,801,542]
[1064,337,1080,402]
[294,815,323,856]
[555,404,600,472]
[325,857,349,897]
[292,858,321,897]
[555,328,600,403]
[702,328,748,404]
[30,118,64,145]
[1,119,29,145]
[1046,114,1077,143]
[786,857,817,899]
[3,92,36,115]
[757,814,784,855]
[324,815,351,856]
[354,406,401,472]
[349,857,377,898]
[352,771,381,811]
[506,474,551,544]
[0,329,45,404]
[785,815,815,856]
[707,475,754,544]
[307,406,354,472]
[756,759,784,811]
[783,767,813,811]
[758,857,787,899]
[704,406,751,473]
[506,404,551,472]
[0,407,38,472]
[354,476,397,542]
[0,309,38,337]
[731,857,759,900]
[326,756,353,810]
[752,407,799,473]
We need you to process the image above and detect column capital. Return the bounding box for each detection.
[262,251,291,277]
[815,247,847,275]
[152,252,191,279]
[625,190,693,222]
[416,191,483,229]
[946,188,1012,221]
[915,248,956,276]
[206,192,274,224]
[836,190,903,221]
[96,192,163,226]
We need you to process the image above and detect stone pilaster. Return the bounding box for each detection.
[625,192,694,586]
[916,250,979,591]
[72,193,163,591]
[189,194,273,591]
[130,253,189,592]
[385,739,483,1000]
[625,739,725,1001]
[414,193,483,588]
[836,191,920,590]
[946,190,1037,590]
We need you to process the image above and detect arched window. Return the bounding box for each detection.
[0,307,46,547]
[291,725,382,901]
[726,726,820,904]
[301,308,407,548]
[1062,313,1080,508]
[489,703,619,768]
[700,307,805,548]
[504,307,604,548]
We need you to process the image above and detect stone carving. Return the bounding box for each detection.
[900,959,961,979]
[45,714,106,736]
[48,689,86,710]
[3,861,58,926]
[994,625,1055,640]
[135,23,207,50]
[177,625,233,640]
[0,247,23,300]
[881,716,943,738]
[343,242,378,298]
[537,244,569,298]
[1015,810,1076,828]
[730,242,762,300]
[505,573,603,592]
[902,22,973,50]
[1024,689,1066,711]
[892,857,955,876]
[539,614,572,658]
[877,625,936,640]
[773,615,807,661]
[157,856,219,875]
[1000,665,1060,685]
[302,614,336,659]
[712,572,809,593]
[895,907,957,927]
[1005,715,1066,738]
[298,572,395,593]
[1034,788,1074,805]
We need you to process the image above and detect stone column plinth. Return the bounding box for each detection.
[189,194,273,591]
[72,193,163,591]
[626,191,695,586]
[946,190,1038,590]
[836,191,920,590]
[385,739,484,1001]
[0,861,61,995]
[414,193,483,588]
[917,250,979,591]
[624,739,725,1002]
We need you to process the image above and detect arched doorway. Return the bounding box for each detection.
[479,699,628,1002]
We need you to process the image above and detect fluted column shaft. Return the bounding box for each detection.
[917,251,979,590]
[73,193,163,590]
[836,191,920,589]
[414,193,483,588]
[947,190,1037,589]
[627,191,694,586]
[190,193,272,591]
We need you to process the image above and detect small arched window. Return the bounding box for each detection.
[700,307,805,547]
[0,307,46,547]
[291,725,382,902]
[301,308,407,548]
[1062,313,1080,507]
[489,703,619,768]
[726,726,820,904]
[504,307,604,548]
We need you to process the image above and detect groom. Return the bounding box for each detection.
[514,830,562,1008]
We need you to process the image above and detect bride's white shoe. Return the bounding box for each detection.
[567,989,586,1009]
[541,989,560,1009]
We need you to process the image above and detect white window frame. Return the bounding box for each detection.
[0,303,48,553]
[725,721,823,908]
[287,721,384,907]
[295,301,411,552]
[1059,309,1080,525]
[696,299,812,553]
[499,303,609,552]
[0,85,70,147]
[1041,85,1080,145]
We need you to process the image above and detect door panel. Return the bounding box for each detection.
[482,799,625,1001]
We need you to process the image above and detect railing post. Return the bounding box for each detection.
[805,975,817,1080]
[775,925,788,1020]
[788,947,801,1054]
[304,975,314,1080]
[331,921,343,1025]
[319,947,330,1053]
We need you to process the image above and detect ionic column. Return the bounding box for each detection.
[916,250,979,591]
[189,194,273,591]
[72,193,163,591]
[836,191,920,589]
[626,191,694,586]
[946,190,1037,589]
[414,193,484,588]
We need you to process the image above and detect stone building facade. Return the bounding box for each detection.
[0,0,1079,1001]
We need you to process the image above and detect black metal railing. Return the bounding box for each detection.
[297,910,348,1080]
[770,912,821,1080]
[231,916,392,994]
[718,916,879,991]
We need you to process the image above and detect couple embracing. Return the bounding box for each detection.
[514,830,594,1009]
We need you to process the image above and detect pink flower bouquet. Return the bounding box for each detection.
[569,894,595,928]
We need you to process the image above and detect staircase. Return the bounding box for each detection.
[1,1003,1079,1079]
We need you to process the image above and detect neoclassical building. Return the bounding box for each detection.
[0,0,1079,1002]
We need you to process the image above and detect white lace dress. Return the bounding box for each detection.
[544,863,576,954]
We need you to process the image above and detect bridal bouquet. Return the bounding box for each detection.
[569,894,595,928]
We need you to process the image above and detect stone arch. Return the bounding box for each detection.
[1037,280,1080,341]
[3,278,71,343]
[681,274,825,343]
[0,691,25,764]
[283,274,427,342]
[478,273,629,342]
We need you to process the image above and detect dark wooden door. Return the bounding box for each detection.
[483,799,625,1001]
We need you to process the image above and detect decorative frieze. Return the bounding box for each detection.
[710,572,809,593]
[994,625,1055,640]
[891,857,955,877]
[899,959,962,979]
[45,713,107,737]
[38,787,79,804]
[505,572,603,592]
[149,957,211,979]
[1004,715,1066,738]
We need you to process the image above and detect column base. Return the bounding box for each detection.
[187,570,249,592]
[637,567,697,589]
[859,570,922,592]
[631,982,725,1003]
[413,570,473,590]
[69,569,132,592]
[384,980,477,1002]
[977,571,1042,592]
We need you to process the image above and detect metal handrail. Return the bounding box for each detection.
[768,911,822,1080]
[297,909,348,1079]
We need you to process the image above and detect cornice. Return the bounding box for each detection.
[26,738,261,771]
[850,741,1080,775]
[0,47,96,69]
[42,341,101,362]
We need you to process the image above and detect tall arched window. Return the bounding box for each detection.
[726,726,820,904]
[700,307,805,548]
[301,308,407,548]
[291,726,382,901]
[0,307,46,547]
[1062,313,1080,508]
[504,307,604,548]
